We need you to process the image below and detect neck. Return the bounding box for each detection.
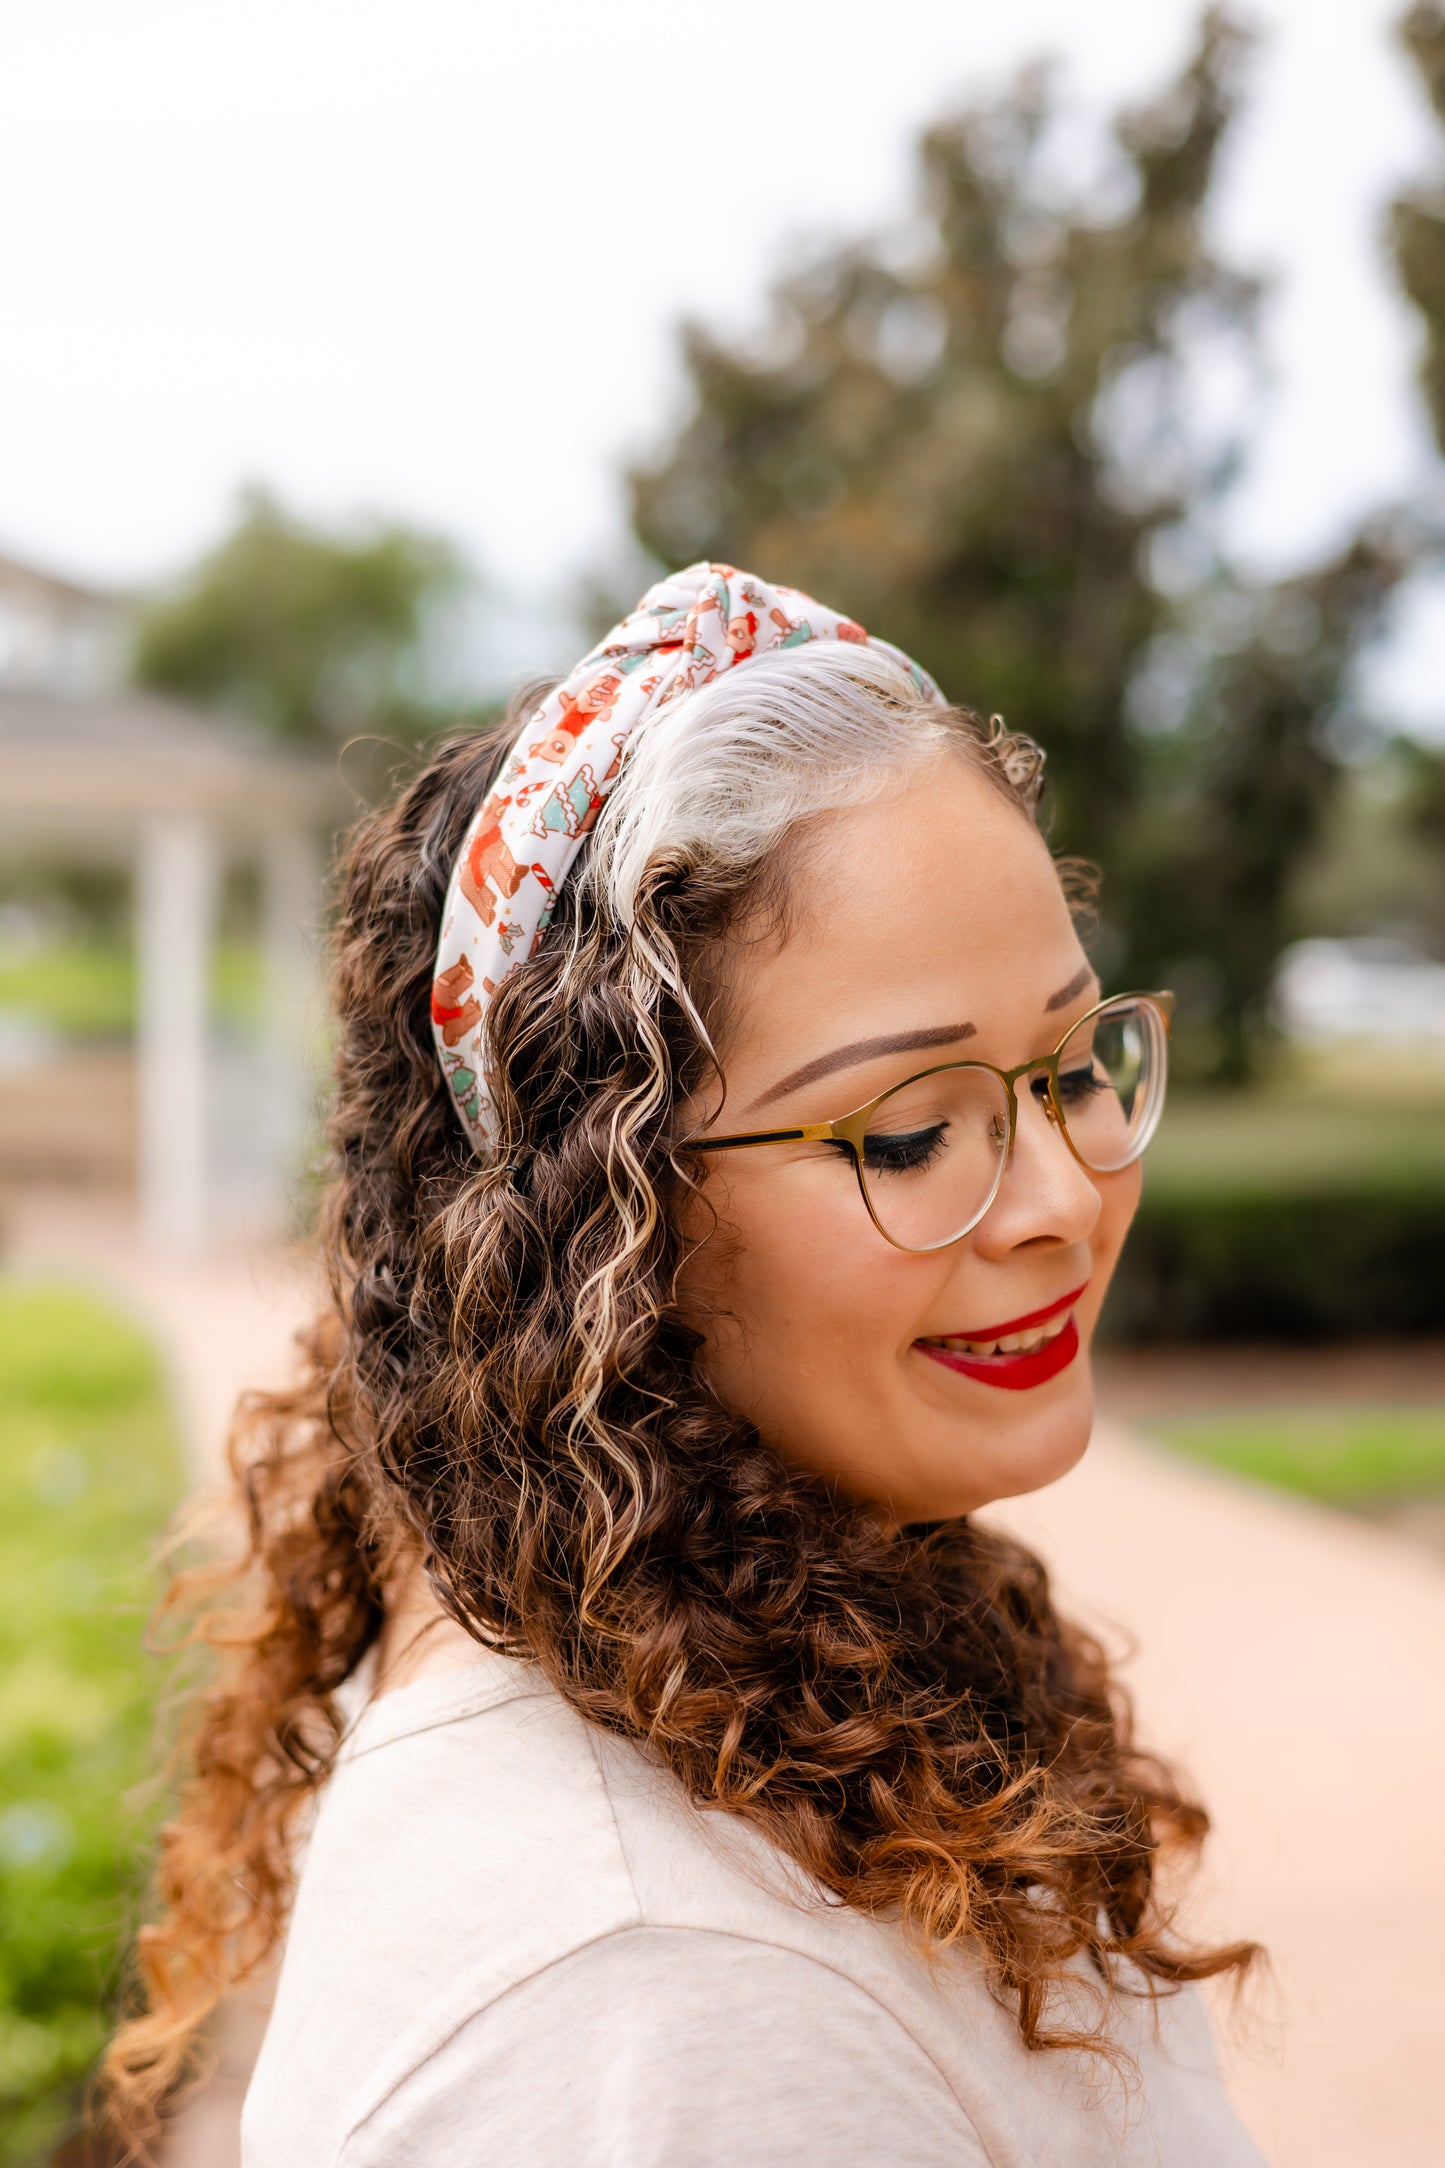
[372,1553,486,1700]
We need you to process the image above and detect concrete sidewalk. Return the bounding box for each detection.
[7,1190,1443,2167]
[990,1432,1445,2168]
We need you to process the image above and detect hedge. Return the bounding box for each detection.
[1105,1176,1445,1342]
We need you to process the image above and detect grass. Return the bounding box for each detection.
[0,940,262,1040]
[1146,1088,1445,1200]
[0,1283,181,2168]
[1150,1404,1445,1505]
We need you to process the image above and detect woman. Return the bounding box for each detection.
[108,563,1261,2165]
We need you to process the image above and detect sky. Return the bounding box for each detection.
[5,0,1445,721]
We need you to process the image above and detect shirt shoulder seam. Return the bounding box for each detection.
[576,1716,647,1919]
[338,1922,988,2158]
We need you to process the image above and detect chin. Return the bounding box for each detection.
[919,1369,1097,1520]
[990,1390,1094,1505]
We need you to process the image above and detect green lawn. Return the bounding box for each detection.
[0,940,262,1040]
[0,1283,180,2168]
[1146,1089,1445,1199]
[1150,1404,1445,1505]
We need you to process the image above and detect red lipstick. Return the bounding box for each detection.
[914,1281,1088,1394]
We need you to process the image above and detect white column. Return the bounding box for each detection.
[260,825,322,1220]
[136,815,218,1250]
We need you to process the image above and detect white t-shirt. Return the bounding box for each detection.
[241,1653,1265,2167]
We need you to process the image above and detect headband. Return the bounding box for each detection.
[431,559,941,1153]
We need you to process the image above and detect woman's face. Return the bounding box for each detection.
[678,752,1142,1525]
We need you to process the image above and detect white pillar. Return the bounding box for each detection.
[136,815,218,1250]
[260,826,322,1220]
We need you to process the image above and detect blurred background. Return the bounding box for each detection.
[1,1,1443,2162]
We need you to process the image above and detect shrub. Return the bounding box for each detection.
[1106,1093,1445,1341]
[0,1285,178,2167]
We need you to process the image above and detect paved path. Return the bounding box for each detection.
[990,1436,1445,2168]
[6,1190,1443,2168]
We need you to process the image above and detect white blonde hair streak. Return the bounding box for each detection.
[584,640,955,934]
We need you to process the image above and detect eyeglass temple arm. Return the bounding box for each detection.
[688,1122,835,1154]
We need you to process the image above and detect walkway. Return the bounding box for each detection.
[6,1188,1443,2168]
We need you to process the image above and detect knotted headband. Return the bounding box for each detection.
[431,560,942,1152]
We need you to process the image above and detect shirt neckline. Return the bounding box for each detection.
[338,1649,548,1764]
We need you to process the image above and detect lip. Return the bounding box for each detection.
[912,1280,1089,1394]
[916,1315,1080,1392]
[946,1281,1090,1342]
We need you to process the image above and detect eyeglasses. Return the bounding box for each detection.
[688,991,1174,1254]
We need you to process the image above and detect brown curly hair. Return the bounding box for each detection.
[103,663,1255,2156]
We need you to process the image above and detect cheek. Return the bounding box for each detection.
[1078,1160,1142,1341]
[678,1161,928,1417]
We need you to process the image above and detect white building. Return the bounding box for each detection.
[0,549,348,1249]
[0,548,131,697]
[1274,935,1445,1044]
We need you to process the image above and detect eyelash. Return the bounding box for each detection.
[1054,1064,1107,1104]
[860,1125,948,1173]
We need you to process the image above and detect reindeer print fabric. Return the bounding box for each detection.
[431,559,941,1152]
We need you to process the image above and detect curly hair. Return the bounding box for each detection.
[103,646,1255,2156]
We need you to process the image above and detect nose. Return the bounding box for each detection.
[973,1074,1100,1256]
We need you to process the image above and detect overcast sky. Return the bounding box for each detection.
[6,0,1445,723]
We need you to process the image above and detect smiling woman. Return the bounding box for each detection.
[674,758,1163,1523]
[103,565,1261,2166]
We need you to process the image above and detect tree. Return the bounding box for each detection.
[1121,531,1405,1080]
[1392,2,1445,454]
[133,488,465,745]
[627,10,1414,1077]
[629,12,1259,875]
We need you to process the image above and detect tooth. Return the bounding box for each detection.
[923,1310,1073,1360]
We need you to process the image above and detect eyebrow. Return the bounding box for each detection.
[748,968,1100,1112]
[751,1021,978,1109]
[1044,963,1097,1012]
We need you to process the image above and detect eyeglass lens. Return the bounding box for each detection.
[856,997,1168,1250]
[1052,996,1168,1174]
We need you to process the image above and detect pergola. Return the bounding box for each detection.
[0,685,351,1248]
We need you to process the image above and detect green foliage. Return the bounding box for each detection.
[1111,1182,1445,1341]
[1400,736,1445,861]
[1105,1088,1445,1339]
[631,15,1255,875]
[0,941,261,1041]
[0,1285,180,2167]
[1121,536,1404,1079]
[1287,741,1445,956]
[133,487,464,744]
[1150,1404,1445,1503]
[625,9,1416,1078]
[1393,3,1445,453]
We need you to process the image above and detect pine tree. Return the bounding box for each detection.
[627,9,1412,1078]
[629,12,1257,873]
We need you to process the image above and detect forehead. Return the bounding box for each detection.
[719,754,1083,1085]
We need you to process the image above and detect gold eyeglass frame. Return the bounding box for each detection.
[687,990,1176,1254]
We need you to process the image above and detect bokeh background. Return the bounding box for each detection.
[1,2,1443,2163]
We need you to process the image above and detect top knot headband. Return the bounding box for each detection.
[431,559,942,1153]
